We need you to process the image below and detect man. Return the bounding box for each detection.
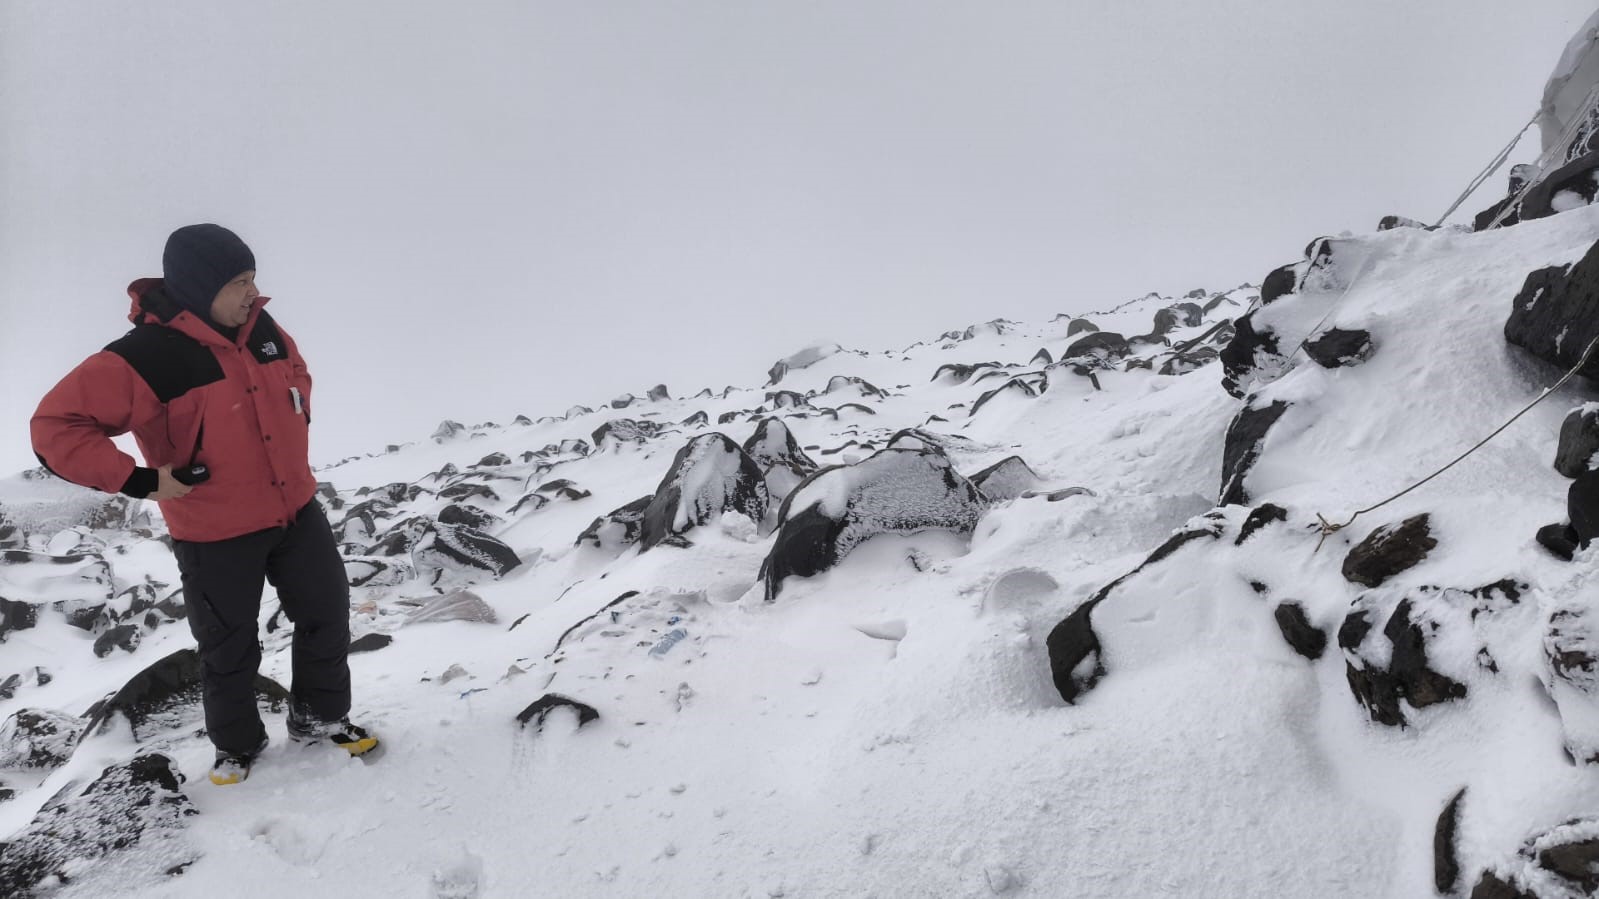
[31,224,377,785]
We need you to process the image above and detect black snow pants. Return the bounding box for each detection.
[172,499,351,753]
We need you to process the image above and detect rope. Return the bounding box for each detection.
[1431,108,1540,228]
[1314,331,1599,550]
[1484,81,1599,231]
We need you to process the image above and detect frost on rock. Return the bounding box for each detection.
[1504,239,1599,378]
[412,521,521,581]
[1544,590,1599,763]
[1218,400,1290,506]
[742,418,818,504]
[1472,817,1599,899]
[82,648,290,741]
[766,342,843,386]
[403,589,499,626]
[969,456,1043,503]
[591,418,670,450]
[758,448,985,600]
[1336,581,1520,728]
[0,708,85,770]
[0,753,197,897]
[576,496,653,550]
[639,433,768,551]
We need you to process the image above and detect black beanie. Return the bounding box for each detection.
[162,224,256,316]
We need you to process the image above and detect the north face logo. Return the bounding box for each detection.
[260,341,280,357]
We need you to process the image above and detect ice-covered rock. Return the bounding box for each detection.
[0,753,197,897]
[766,342,843,386]
[1218,400,1289,506]
[412,521,521,580]
[758,448,985,600]
[969,456,1043,503]
[81,648,290,741]
[0,708,84,770]
[742,418,819,503]
[1304,327,1374,368]
[1062,331,1130,362]
[1341,514,1437,588]
[576,496,653,550]
[639,434,768,550]
[1472,817,1599,899]
[1556,403,1599,477]
[1504,239,1599,377]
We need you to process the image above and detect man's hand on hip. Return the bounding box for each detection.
[149,465,195,501]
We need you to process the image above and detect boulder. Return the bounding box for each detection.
[639,434,769,551]
[970,374,1048,417]
[743,418,820,503]
[591,418,667,448]
[647,383,671,402]
[930,362,1003,385]
[0,708,85,770]
[0,598,39,642]
[412,522,521,580]
[1030,348,1053,365]
[576,496,653,550]
[758,448,985,600]
[1062,331,1130,362]
[824,376,886,399]
[82,648,290,741]
[0,754,197,897]
[1544,595,1599,763]
[1572,468,1599,547]
[1273,602,1327,660]
[1337,584,1495,727]
[1066,319,1098,336]
[681,410,709,428]
[1556,404,1599,477]
[970,456,1044,503]
[1539,521,1582,561]
[766,343,843,386]
[432,420,466,441]
[92,624,140,658]
[1342,514,1437,587]
[1303,328,1374,368]
[437,503,503,531]
[1236,502,1287,545]
[1504,239,1599,377]
[1259,263,1298,304]
[1219,400,1289,506]
[507,492,549,517]
[343,556,414,589]
[474,452,511,467]
[349,632,394,653]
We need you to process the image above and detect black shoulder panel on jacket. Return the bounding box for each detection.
[103,325,225,403]
[246,311,290,366]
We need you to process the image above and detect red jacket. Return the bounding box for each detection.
[31,278,318,542]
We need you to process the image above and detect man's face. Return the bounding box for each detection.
[209,270,259,328]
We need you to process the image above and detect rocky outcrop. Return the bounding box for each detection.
[1062,331,1130,362]
[1219,312,1286,399]
[1556,404,1599,477]
[0,708,85,770]
[759,449,985,600]
[577,496,653,550]
[743,418,820,503]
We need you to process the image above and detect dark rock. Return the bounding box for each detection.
[0,753,197,897]
[535,479,591,499]
[82,648,290,741]
[1572,469,1599,547]
[437,481,500,504]
[1260,263,1298,304]
[1066,319,1098,336]
[0,598,39,642]
[1339,593,1467,727]
[349,633,393,654]
[1470,871,1538,898]
[610,393,637,409]
[1557,405,1599,477]
[1063,331,1130,362]
[92,624,141,658]
[576,496,654,550]
[1046,525,1224,704]
[1219,400,1289,506]
[1236,503,1287,545]
[970,374,1048,417]
[0,674,18,700]
[759,449,985,600]
[1273,602,1326,660]
[1539,522,1581,561]
[639,434,769,550]
[474,452,511,467]
[970,456,1043,503]
[930,362,1003,384]
[432,419,466,441]
[1504,241,1599,378]
[60,601,108,632]
[1030,348,1053,365]
[1378,215,1429,231]
[437,503,502,531]
[681,410,709,428]
[513,414,533,425]
[0,708,85,770]
[718,411,743,425]
[648,384,671,402]
[1045,596,1105,704]
[592,418,667,448]
[1435,788,1466,894]
[1304,328,1374,368]
[1342,514,1437,588]
[516,693,600,732]
[507,492,550,517]
[343,556,412,589]
[1541,837,1599,893]
[1219,311,1285,399]
[824,376,886,399]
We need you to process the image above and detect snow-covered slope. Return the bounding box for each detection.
[4,210,1599,897]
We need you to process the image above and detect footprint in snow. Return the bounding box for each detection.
[431,848,485,899]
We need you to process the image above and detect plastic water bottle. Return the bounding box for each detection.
[649,628,688,657]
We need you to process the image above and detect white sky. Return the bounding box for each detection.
[3,1,1595,474]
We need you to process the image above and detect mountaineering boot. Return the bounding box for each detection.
[288,710,380,757]
[209,735,269,786]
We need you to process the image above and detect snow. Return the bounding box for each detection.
[8,209,1599,896]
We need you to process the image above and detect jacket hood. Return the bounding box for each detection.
[126,277,271,346]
